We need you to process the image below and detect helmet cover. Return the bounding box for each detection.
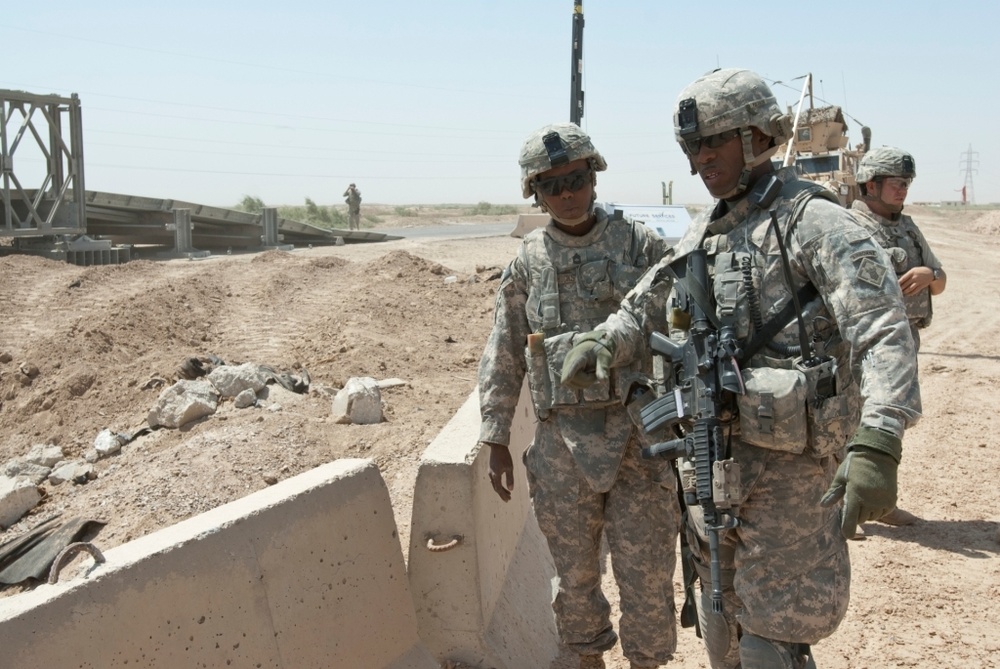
[519,122,607,198]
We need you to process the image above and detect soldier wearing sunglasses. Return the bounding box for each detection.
[851,146,946,529]
[477,122,680,669]
[561,70,921,669]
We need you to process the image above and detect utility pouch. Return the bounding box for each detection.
[888,247,909,273]
[902,289,932,325]
[545,332,587,406]
[737,366,809,453]
[799,356,853,458]
[524,333,553,420]
[524,331,612,415]
[713,252,753,340]
[563,336,615,406]
[537,265,561,330]
[576,258,614,302]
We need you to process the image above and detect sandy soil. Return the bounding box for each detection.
[0,205,997,669]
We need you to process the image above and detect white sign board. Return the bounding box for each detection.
[599,203,693,243]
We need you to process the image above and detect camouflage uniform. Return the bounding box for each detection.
[850,148,939,530]
[851,148,941,352]
[851,200,940,351]
[343,184,361,230]
[478,124,681,666]
[586,71,922,668]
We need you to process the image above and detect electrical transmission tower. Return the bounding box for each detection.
[960,144,979,205]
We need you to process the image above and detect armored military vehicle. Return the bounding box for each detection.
[773,81,871,206]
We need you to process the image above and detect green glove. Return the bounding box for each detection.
[821,428,902,539]
[560,331,615,390]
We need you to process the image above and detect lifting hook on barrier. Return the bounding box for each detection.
[48,542,106,584]
[425,535,463,553]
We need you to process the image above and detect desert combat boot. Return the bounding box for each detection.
[579,654,605,669]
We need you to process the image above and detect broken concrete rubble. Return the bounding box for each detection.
[331,377,383,425]
[0,478,41,529]
[147,380,219,429]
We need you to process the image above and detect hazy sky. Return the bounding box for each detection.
[4,1,996,208]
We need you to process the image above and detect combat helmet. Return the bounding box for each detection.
[856,146,917,184]
[518,122,607,199]
[673,68,792,198]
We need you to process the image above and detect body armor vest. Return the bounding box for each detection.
[867,215,932,327]
[521,215,652,415]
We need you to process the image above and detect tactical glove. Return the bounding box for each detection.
[560,331,615,390]
[821,427,902,539]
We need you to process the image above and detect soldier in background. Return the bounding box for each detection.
[852,147,947,528]
[561,69,921,668]
[343,183,362,230]
[477,122,680,669]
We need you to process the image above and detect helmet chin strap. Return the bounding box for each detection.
[715,128,780,201]
[865,183,904,219]
[533,171,599,228]
[538,196,595,227]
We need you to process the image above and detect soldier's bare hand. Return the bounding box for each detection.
[898,267,934,296]
[484,442,514,502]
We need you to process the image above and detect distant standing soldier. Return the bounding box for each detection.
[852,146,947,527]
[478,122,680,669]
[343,183,362,230]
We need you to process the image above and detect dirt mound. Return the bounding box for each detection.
[968,209,1000,236]
[0,242,503,581]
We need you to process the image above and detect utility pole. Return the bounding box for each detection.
[960,144,979,205]
[569,0,584,125]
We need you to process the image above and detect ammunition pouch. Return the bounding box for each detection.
[903,289,932,329]
[737,357,853,457]
[737,367,808,453]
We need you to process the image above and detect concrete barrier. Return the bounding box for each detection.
[408,382,560,667]
[0,459,438,669]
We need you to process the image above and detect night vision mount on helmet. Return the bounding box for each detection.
[518,122,607,199]
[673,68,792,199]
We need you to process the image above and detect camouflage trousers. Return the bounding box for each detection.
[348,210,360,230]
[685,444,850,668]
[524,418,681,666]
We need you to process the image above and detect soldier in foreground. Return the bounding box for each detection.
[477,123,681,669]
[561,69,921,668]
[852,146,947,527]
[343,182,362,230]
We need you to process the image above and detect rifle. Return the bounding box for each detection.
[636,248,742,616]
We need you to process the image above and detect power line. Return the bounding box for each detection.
[0,26,535,100]
[959,144,979,205]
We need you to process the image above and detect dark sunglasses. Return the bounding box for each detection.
[534,167,592,197]
[681,129,741,156]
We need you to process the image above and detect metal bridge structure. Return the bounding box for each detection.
[0,89,397,265]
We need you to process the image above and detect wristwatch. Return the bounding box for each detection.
[931,267,942,281]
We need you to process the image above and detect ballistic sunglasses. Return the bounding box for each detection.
[533,167,592,197]
[681,129,741,156]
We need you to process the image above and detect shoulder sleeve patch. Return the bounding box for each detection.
[850,249,879,262]
[856,257,888,288]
